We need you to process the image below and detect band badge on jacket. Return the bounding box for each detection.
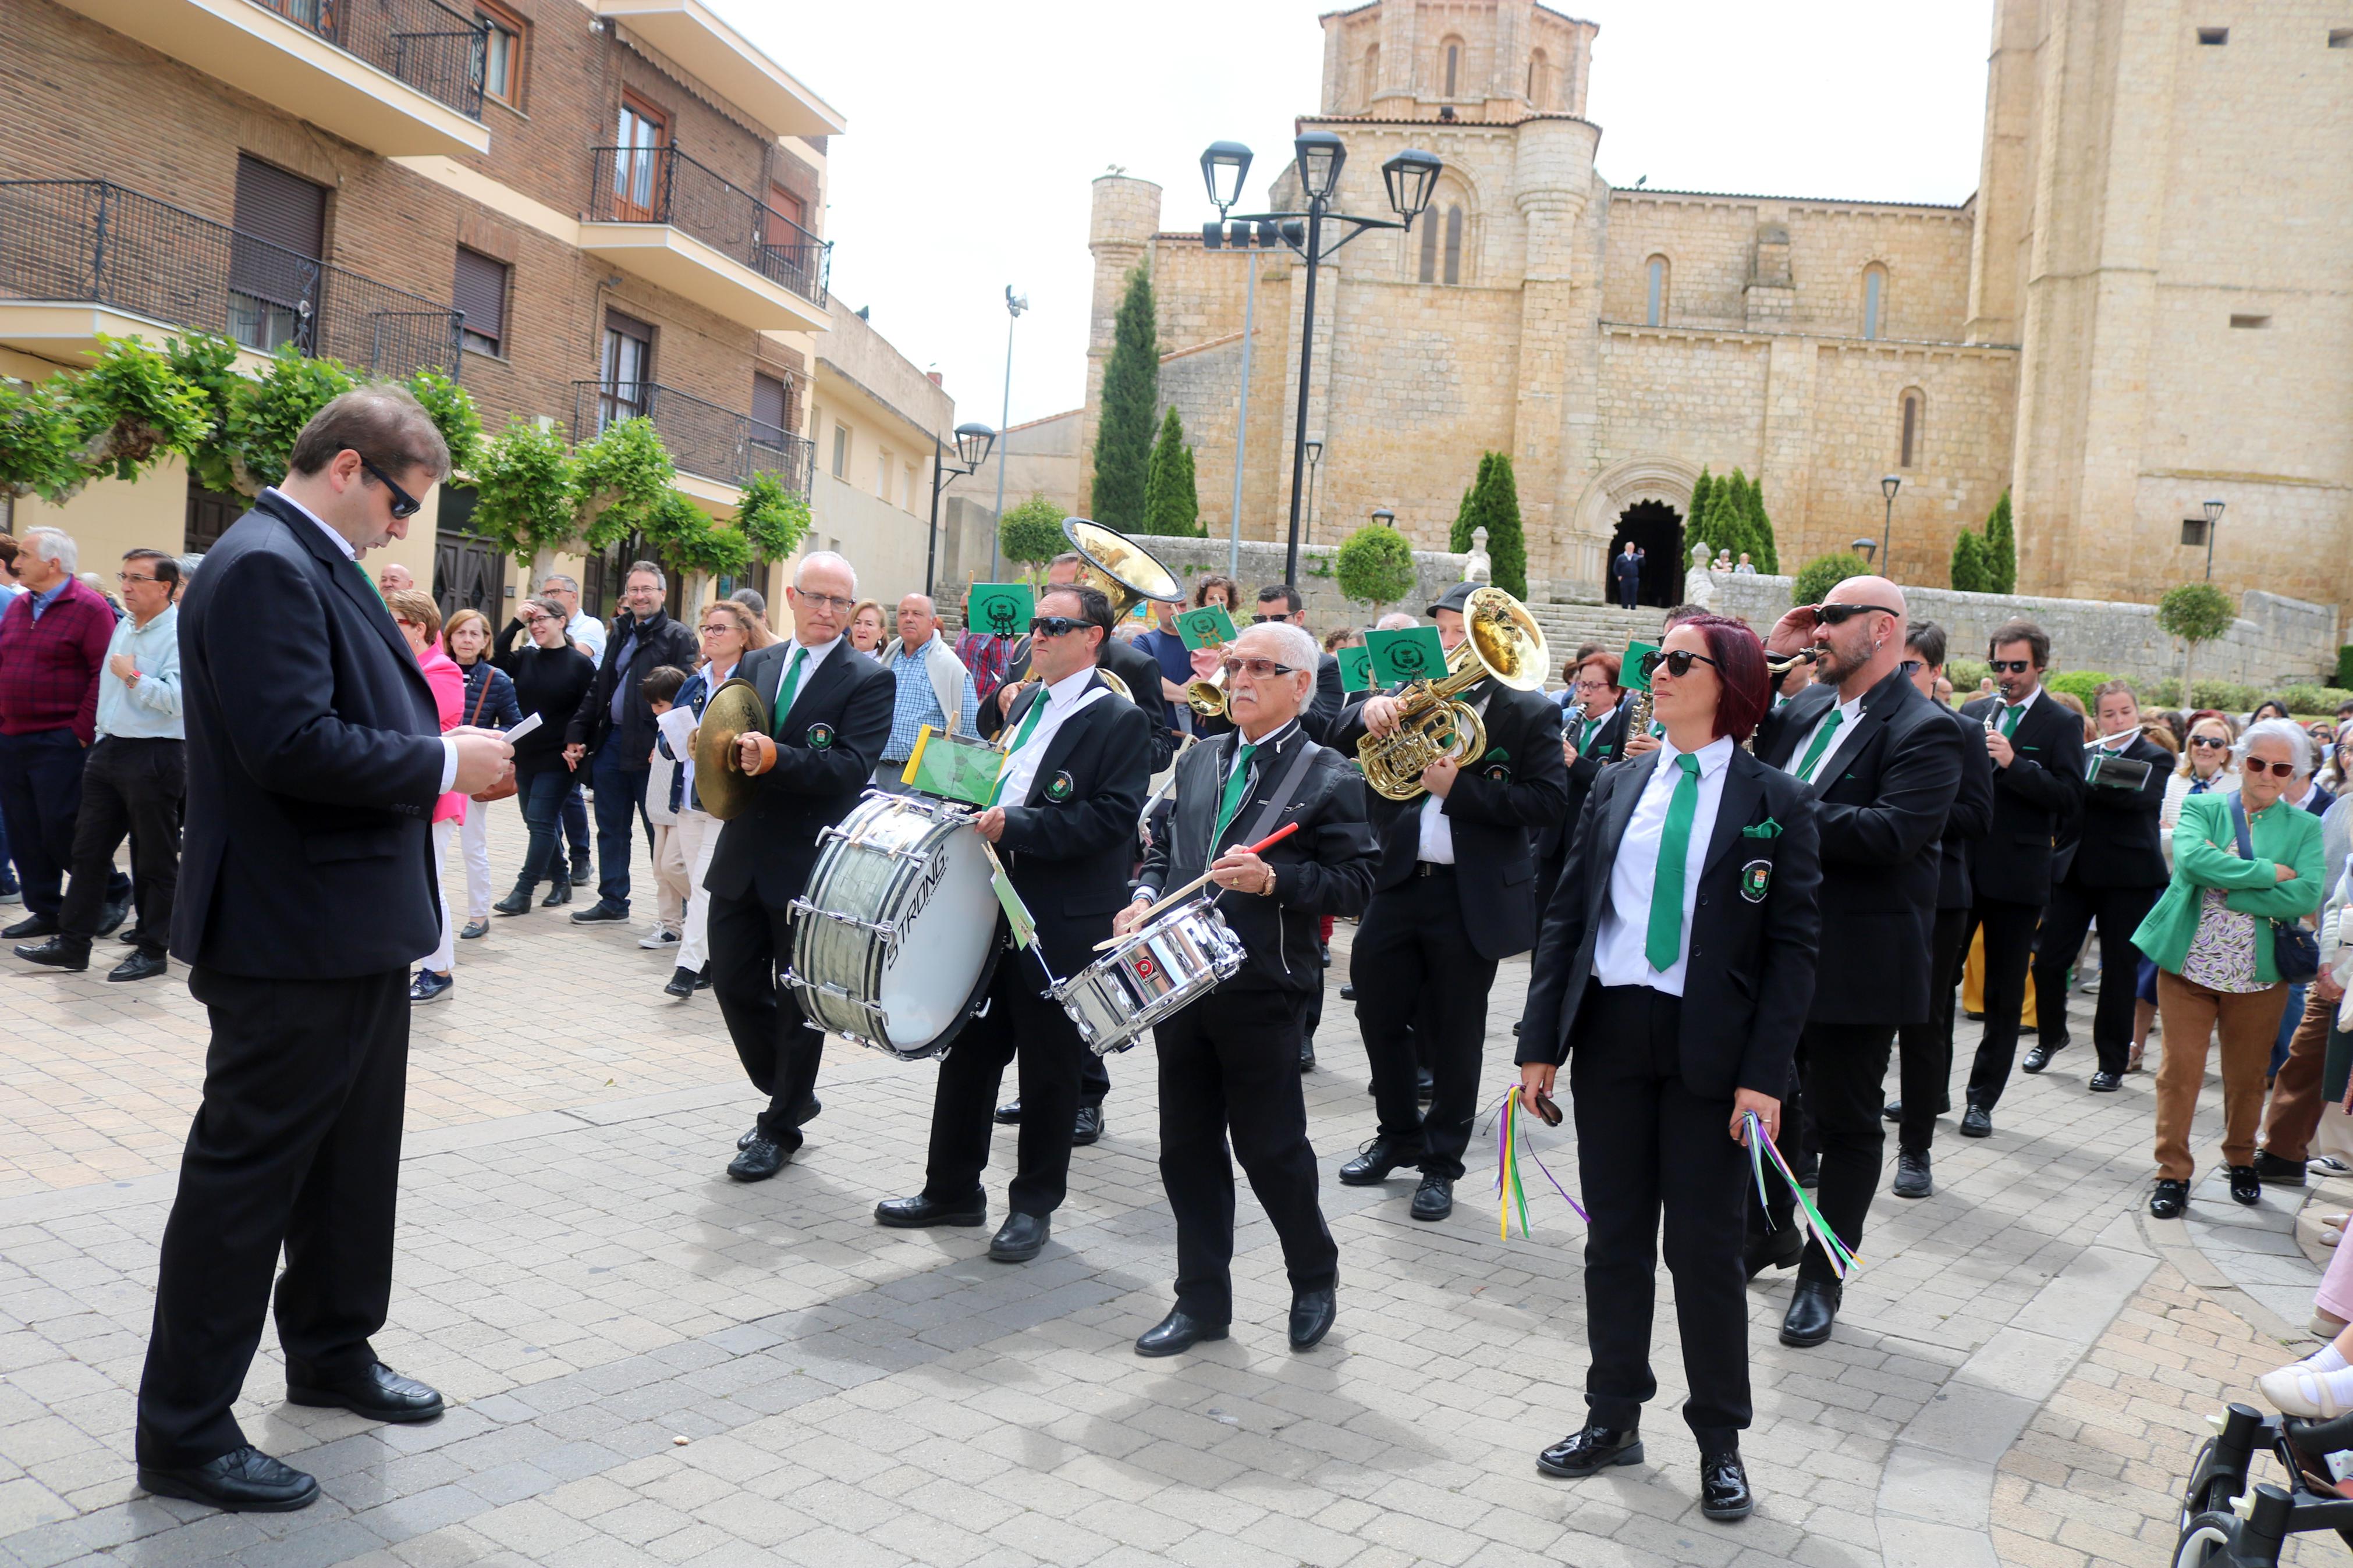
[1482,745,1510,784]
[1046,770,1074,802]
[806,722,835,750]
[1739,859,1773,903]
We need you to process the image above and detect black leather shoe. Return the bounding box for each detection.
[1410,1175,1453,1221]
[1135,1307,1229,1357]
[1298,1036,1315,1072]
[2022,1042,2059,1073]
[118,923,147,945]
[1072,1105,1104,1146]
[663,966,697,999]
[994,1098,1022,1125]
[1415,1067,1435,1102]
[459,919,489,940]
[1,913,56,939]
[492,884,534,916]
[137,1445,318,1512]
[2228,1164,2262,1206]
[1289,1286,1336,1350]
[989,1211,1050,1262]
[1535,1423,1642,1478]
[286,1361,443,1423]
[15,935,88,970]
[1742,1226,1802,1280]
[727,1133,789,1181]
[1339,1136,1424,1185]
[1882,1099,1903,1124]
[1699,1446,1754,1521]
[2150,1177,2189,1218]
[1959,1102,1993,1139]
[541,879,572,908]
[695,964,711,991]
[2088,1070,2124,1093]
[570,858,593,887]
[95,897,130,937]
[1891,1149,1933,1199]
[740,1103,819,1149]
[1779,1279,1841,1347]
[570,901,627,924]
[2255,1149,2308,1186]
[108,949,167,983]
[1339,982,1356,1000]
[874,1191,986,1228]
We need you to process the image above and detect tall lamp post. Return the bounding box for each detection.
[2202,497,2225,579]
[1201,142,1260,581]
[986,287,1027,583]
[1201,133,1442,586]
[925,421,995,599]
[1303,435,1323,543]
[1879,474,1901,574]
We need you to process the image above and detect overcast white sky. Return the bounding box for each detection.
[739,0,1996,434]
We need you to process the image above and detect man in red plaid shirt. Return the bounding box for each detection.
[0,527,129,940]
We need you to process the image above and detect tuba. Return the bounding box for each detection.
[1357,586,1548,801]
[1060,517,1185,620]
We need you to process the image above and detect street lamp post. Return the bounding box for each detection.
[1200,134,1441,586]
[1850,537,1879,564]
[1879,474,1901,574]
[986,287,1027,583]
[1304,435,1323,544]
[925,421,996,599]
[2203,497,2225,580]
[1201,143,1258,581]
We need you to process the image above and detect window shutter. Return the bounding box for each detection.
[453,247,506,346]
[230,155,326,303]
[751,372,787,440]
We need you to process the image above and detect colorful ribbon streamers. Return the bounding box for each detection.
[1492,1088,1589,1239]
[1744,1110,1862,1279]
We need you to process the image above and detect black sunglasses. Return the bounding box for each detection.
[1813,602,1900,627]
[1989,659,2033,674]
[361,458,422,520]
[2244,757,2300,778]
[1030,615,1095,639]
[1250,612,1289,624]
[1639,648,1722,681]
[2189,735,2230,749]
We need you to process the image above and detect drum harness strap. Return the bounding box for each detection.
[1204,737,1320,889]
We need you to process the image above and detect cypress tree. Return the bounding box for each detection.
[1686,467,1713,557]
[1750,475,1780,573]
[1713,468,1753,566]
[1141,404,1195,536]
[1951,528,1989,593]
[1451,453,1494,552]
[1983,489,2016,594]
[1176,440,1200,536]
[1483,452,1527,597]
[1089,265,1157,530]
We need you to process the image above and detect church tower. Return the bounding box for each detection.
[1319,1,1596,122]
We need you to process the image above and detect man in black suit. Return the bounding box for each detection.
[878,582,1150,1263]
[136,390,514,1512]
[1254,582,1346,740]
[1538,648,1630,916]
[1751,577,1961,1346]
[1612,541,1643,609]
[1328,582,1568,1221]
[1955,618,2084,1136]
[1118,619,1378,1356]
[1883,623,1993,1199]
[562,561,696,925]
[705,551,895,1182]
[2025,678,2166,1091]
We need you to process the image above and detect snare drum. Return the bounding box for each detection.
[1052,898,1244,1056]
[787,792,1001,1061]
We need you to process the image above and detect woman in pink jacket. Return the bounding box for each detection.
[388,589,468,1004]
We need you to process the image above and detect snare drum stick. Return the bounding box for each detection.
[1093,821,1301,951]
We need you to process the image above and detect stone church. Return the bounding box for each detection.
[1072,0,2352,614]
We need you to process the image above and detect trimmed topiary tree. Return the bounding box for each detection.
[470,416,580,580]
[1451,452,1493,552]
[1685,467,1713,559]
[2157,581,2236,719]
[735,471,811,563]
[1481,453,1527,598]
[1747,474,1780,573]
[1140,404,1199,536]
[1336,521,1417,616]
[1790,551,1855,609]
[999,493,1066,578]
[1089,264,1157,531]
[1950,528,1990,593]
[1982,489,2017,595]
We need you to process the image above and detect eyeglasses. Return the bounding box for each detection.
[1030,615,1095,638]
[116,572,159,585]
[2189,735,2231,749]
[1813,602,1900,627]
[793,591,856,613]
[360,458,421,520]
[2245,758,2301,778]
[1219,657,1299,681]
[698,623,737,636]
[1638,648,1722,681]
[1989,659,2034,674]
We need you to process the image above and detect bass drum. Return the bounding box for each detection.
[787,794,1001,1061]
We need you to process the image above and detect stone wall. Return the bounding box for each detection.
[1706,572,2343,688]
[1135,536,1475,634]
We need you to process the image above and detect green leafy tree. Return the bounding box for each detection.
[1481,452,1527,598]
[225,348,356,492]
[572,416,675,550]
[1982,489,2017,595]
[999,493,1066,577]
[1140,404,1200,536]
[403,369,482,477]
[69,336,213,484]
[2157,581,2237,716]
[2044,670,2117,703]
[165,333,246,495]
[1723,470,1758,566]
[1089,265,1157,530]
[1950,528,1990,592]
[1790,551,1857,608]
[647,489,751,578]
[470,417,580,574]
[1336,522,1417,614]
[1451,452,1496,552]
[736,471,811,561]
[1685,467,1713,557]
[1747,474,1780,573]
[2336,646,2353,689]
[0,378,86,503]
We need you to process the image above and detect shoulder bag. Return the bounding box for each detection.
[2232,793,2319,983]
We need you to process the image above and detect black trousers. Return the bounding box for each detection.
[2031,880,2161,1076]
[925,945,1087,1215]
[1156,987,1337,1322]
[1891,905,1971,1153]
[59,736,182,950]
[1351,869,1497,1180]
[1964,897,2043,1110]
[136,965,410,1469]
[1572,983,1751,1437]
[708,889,825,1148]
[0,727,125,920]
[1749,1021,1894,1288]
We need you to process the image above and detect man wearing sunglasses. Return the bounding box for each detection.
[134,389,516,1514]
[1953,619,2084,1139]
[878,584,1149,1264]
[1749,576,1961,1349]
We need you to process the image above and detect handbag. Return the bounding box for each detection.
[2231,794,2319,983]
[466,666,519,804]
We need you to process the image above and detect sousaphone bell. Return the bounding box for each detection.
[691,677,774,821]
[1061,517,1185,620]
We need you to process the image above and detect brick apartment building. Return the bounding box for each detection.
[0,0,843,620]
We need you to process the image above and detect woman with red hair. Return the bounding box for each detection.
[1516,613,1823,1523]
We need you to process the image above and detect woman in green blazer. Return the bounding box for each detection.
[2138,719,2326,1218]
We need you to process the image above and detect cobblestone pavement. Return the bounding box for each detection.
[0,800,2332,1565]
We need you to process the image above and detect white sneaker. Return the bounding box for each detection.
[637,927,680,950]
[2259,1362,2353,1418]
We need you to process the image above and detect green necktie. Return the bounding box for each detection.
[2001,703,2024,737]
[1213,741,1258,845]
[353,559,386,607]
[1794,711,1844,783]
[988,689,1050,805]
[1580,717,1601,752]
[771,646,808,728]
[1645,752,1702,972]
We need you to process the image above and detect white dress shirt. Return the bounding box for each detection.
[1593,735,1736,995]
[771,634,843,728]
[1783,688,1865,785]
[1414,687,1495,863]
[993,666,1109,807]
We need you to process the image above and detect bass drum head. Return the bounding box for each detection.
[873,817,1000,1053]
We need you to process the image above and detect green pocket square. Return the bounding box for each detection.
[1741,819,1783,840]
[1484,747,1510,762]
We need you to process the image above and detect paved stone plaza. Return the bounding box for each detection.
[0,800,2339,1567]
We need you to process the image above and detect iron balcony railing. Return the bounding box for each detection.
[249,0,488,121]
[573,380,814,496]
[587,145,832,310]
[0,180,466,380]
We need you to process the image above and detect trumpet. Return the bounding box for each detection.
[1765,647,1819,678]
[1356,586,1548,801]
[1184,667,1228,717]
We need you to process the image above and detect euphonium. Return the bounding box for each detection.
[1355,586,1548,802]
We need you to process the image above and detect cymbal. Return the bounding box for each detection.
[693,678,769,821]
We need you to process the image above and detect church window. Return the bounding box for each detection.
[1441,36,1463,97]
[1419,211,1438,283]
[2230,313,2271,328]
[1362,44,1380,106]
[1444,205,1464,285]
[2331,29,2352,47]
[2197,26,2228,44]
[1527,48,1549,108]
[1862,264,1887,339]
[1900,390,1924,468]
[1645,256,1669,326]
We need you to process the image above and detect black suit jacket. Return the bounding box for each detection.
[1517,747,1823,1098]
[1957,691,2085,905]
[703,639,895,908]
[1328,678,1570,959]
[1540,695,1631,861]
[1611,553,1641,586]
[1308,652,1345,742]
[993,675,1152,977]
[565,608,698,765]
[1137,723,1376,994]
[2055,733,2169,888]
[1933,703,1996,910]
[1753,667,1962,1026]
[981,633,1174,773]
[171,491,446,977]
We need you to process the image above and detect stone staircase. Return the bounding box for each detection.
[1521,602,1662,688]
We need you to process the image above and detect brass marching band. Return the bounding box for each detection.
[686,520,1970,1526]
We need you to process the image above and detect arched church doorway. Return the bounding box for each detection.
[1607,500,1683,608]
